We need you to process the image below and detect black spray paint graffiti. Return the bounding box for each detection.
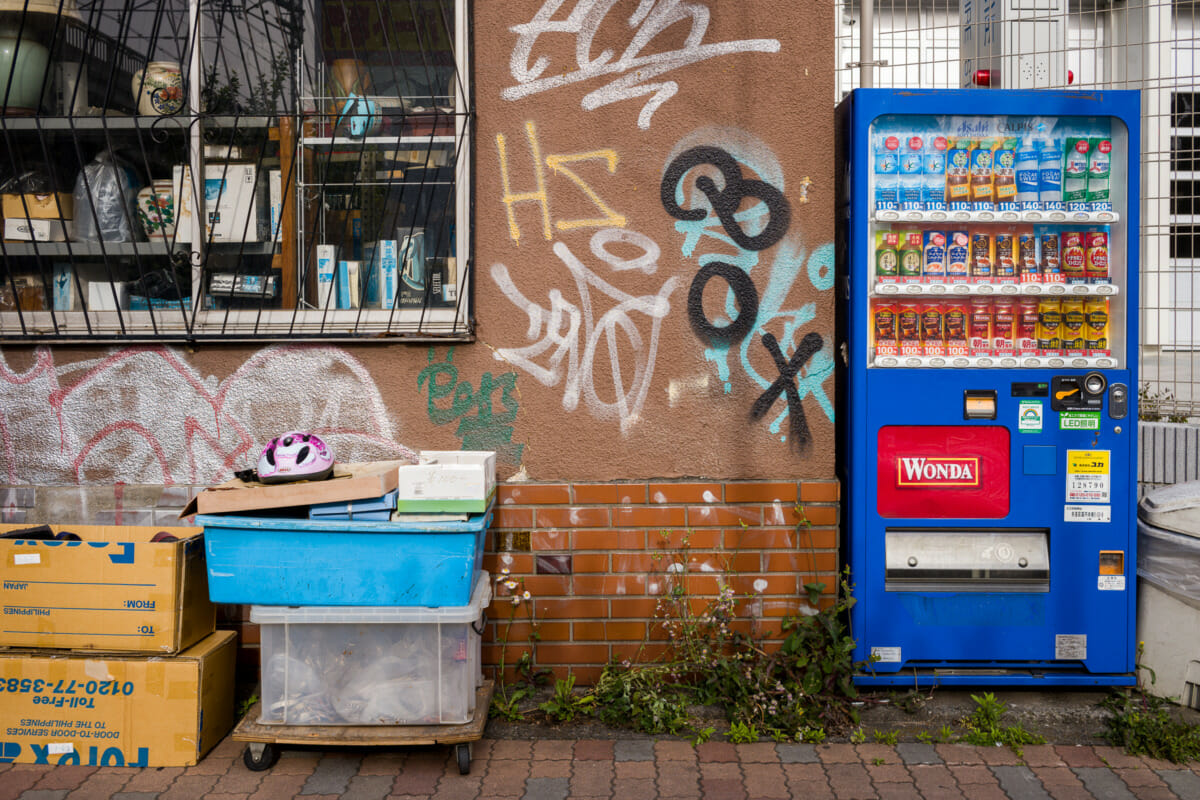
[661,146,822,455]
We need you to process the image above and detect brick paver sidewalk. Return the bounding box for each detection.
[2,735,1198,799]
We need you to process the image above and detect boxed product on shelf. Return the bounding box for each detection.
[0,523,214,653]
[86,281,129,311]
[173,163,267,243]
[251,571,490,726]
[0,630,236,766]
[0,275,46,312]
[315,244,338,310]
[4,217,68,242]
[2,192,74,221]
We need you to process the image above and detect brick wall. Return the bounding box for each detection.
[2,479,842,688]
[482,479,842,685]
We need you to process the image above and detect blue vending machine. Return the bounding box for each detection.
[836,89,1140,686]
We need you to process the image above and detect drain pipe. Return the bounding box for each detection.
[861,0,874,88]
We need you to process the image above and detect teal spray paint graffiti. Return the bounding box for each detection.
[417,348,524,465]
[661,128,835,453]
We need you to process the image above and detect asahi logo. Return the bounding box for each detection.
[897,456,980,486]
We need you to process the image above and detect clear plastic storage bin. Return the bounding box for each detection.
[251,571,490,726]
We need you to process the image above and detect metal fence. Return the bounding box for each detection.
[834,0,1200,423]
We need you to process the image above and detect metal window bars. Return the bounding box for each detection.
[0,0,471,342]
[835,0,1200,421]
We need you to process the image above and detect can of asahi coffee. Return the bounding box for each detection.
[946,230,970,283]
[898,301,922,355]
[921,302,946,356]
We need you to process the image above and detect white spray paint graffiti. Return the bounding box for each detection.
[664,127,836,442]
[491,228,681,433]
[0,346,413,485]
[502,0,780,129]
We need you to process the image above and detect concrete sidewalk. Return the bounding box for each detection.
[2,734,1199,800]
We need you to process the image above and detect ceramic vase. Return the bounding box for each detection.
[0,26,50,114]
[136,179,175,241]
[131,61,183,116]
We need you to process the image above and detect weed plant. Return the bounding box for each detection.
[587,510,873,742]
[1102,691,1200,763]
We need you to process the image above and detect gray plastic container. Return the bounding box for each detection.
[1137,481,1200,708]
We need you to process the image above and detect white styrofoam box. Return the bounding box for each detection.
[397,451,496,513]
[250,571,491,726]
[86,281,129,311]
[4,217,67,241]
[173,163,266,243]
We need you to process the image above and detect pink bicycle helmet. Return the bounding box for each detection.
[257,431,334,483]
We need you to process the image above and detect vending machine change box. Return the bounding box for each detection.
[837,89,1140,686]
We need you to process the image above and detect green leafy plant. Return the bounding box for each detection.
[728,721,759,744]
[237,692,259,718]
[799,726,827,744]
[538,675,595,723]
[1139,383,1190,423]
[916,731,934,744]
[872,729,899,745]
[1101,691,1200,763]
[690,726,717,745]
[936,724,958,743]
[489,570,551,721]
[959,692,1045,756]
[850,727,867,744]
[872,757,886,765]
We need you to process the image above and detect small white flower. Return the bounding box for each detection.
[522,590,531,600]
[504,580,519,591]
[511,596,520,606]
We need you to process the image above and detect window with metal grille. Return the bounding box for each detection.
[0,0,471,342]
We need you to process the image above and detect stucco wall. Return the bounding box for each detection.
[0,1,835,488]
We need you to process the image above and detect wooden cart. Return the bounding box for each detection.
[232,680,494,775]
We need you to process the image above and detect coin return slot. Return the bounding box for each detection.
[964,390,997,420]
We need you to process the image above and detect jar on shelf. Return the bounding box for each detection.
[131,61,183,115]
[135,179,175,241]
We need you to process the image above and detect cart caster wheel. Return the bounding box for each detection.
[243,743,279,771]
[456,743,471,774]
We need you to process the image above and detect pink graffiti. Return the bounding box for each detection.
[0,345,415,486]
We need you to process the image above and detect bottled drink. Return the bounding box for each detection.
[1038,138,1063,212]
[874,133,900,212]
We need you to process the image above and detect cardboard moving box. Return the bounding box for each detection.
[183,460,403,516]
[2,192,74,220]
[0,524,214,653]
[0,629,236,767]
[396,451,496,514]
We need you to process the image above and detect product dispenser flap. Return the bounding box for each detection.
[885,529,1050,591]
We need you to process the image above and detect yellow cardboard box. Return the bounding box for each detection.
[0,524,215,653]
[0,629,235,766]
[2,192,75,220]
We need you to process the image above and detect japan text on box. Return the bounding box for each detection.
[0,630,236,767]
[0,524,215,653]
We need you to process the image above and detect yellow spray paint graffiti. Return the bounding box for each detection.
[496,122,626,242]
